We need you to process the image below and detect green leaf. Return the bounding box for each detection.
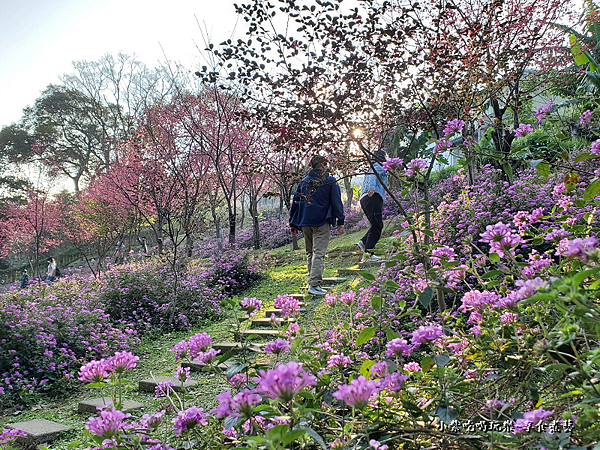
[356,327,375,346]
[489,252,500,263]
[360,359,377,378]
[386,328,401,340]
[481,270,503,279]
[571,34,593,65]
[305,428,328,450]
[422,229,434,237]
[86,382,106,388]
[386,280,400,289]
[223,416,243,429]
[371,296,382,311]
[584,179,600,202]
[421,356,434,373]
[573,266,600,286]
[437,405,460,424]
[575,152,597,163]
[565,172,579,193]
[360,271,375,281]
[419,286,433,308]
[283,428,307,446]
[536,161,550,178]
[68,441,83,449]
[502,162,513,182]
[434,354,450,367]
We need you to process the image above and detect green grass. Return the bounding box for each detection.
[0,226,381,448]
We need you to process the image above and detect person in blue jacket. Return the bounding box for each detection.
[290,155,345,296]
[357,150,388,262]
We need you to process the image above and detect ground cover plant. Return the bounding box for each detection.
[0,246,267,408]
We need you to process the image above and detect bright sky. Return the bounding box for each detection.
[0,0,241,128]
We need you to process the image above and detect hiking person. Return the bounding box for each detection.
[289,155,345,296]
[357,150,388,263]
[46,257,57,282]
[19,269,29,289]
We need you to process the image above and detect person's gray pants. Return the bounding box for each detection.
[301,223,331,288]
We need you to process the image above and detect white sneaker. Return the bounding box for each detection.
[308,286,327,296]
[357,241,366,253]
[362,255,382,263]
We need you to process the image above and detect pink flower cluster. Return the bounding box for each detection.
[480,222,522,258]
[382,157,402,171]
[240,297,262,316]
[264,338,291,355]
[172,406,208,435]
[0,428,26,444]
[327,353,353,368]
[78,351,139,382]
[255,361,316,402]
[214,389,261,419]
[86,408,131,438]
[332,375,378,409]
[535,102,554,122]
[411,325,445,347]
[513,407,553,433]
[385,338,413,358]
[443,119,465,137]
[556,237,598,262]
[591,139,600,155]
[405,158,428,177]
[273,294,300,318]
[580,109,593,127]
[514,123,533,137]
[170,332,219,363]
[434,138,452,154]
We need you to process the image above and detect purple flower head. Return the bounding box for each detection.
[403,362,422,372]
[434,138,452,155]
[86,408,131,438]
[265,338,291,355]
[339,291,356,306]
[380,372,409,391]
[370,361,389,379]
[273,294,300,318]
[240,297,262,316]
[382,157,402,171]
[0,429,26,444]
[228,373,250,387]
[480,222,522,258]
[514,407,554,433]
[155,380,175,397]
[325,293,338,306]
[170,340,189,360]
[545,228,569,242]
[500,312,519,324]
[411,325,445,347]
[141,410,165,429]
[327,353,353,368]
[591,139,600,155]
[580,109,593,127]
[285,322,300,339]
[369,439,389,450]
[188,332,212,359]
[405,158,428,177]
[79,359,109,383]
[535,102,554,123]
[514,123,533,137]
[256,361,316,403]
[556,237,598,262]
[174,366,190,383]
[106,351,139,375]
[329,438,345,450]
[385,338,413,358]
[459,290,499,312]
[332,375,379,410]
[195,348,220,364]
[443,119,465,137]
[214,389,262,419]
[431,246,456,265]
[172,406,208,435]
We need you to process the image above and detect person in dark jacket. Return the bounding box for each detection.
[19,269,29,289]
[289,155,345,296]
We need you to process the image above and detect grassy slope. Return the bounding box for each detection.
[0,226,379,448]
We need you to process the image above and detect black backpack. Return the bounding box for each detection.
[55,267,61,278]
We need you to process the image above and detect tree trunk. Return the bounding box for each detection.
[250,199,260,250]
[185,234,194,257]
[343,176,353,209]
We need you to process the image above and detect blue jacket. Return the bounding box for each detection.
[360,163,387,201]
[289,169,345,228]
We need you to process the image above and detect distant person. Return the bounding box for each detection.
[357,150,388,263]
[19,269,29,289]
[46,257,57,282]
[290,155,345,296]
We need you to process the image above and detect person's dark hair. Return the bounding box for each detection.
[310,155,328,169]
[375,150,387,164]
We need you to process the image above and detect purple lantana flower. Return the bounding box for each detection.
[385,338,413,358]
[265,338,291,355]
[443,119,465,137]
[240,297,262,316]
[514,123,533,137]
[79,359,108,383]
[256,361,316,402]
[405,158,428,177]
[411,325,445,347]
[106,351,139,374]
[86,408,131,438]
[332,376,378,410]
[172,406,208,435]
[580,109,593,127]
[382,157,402,171]
[274,294,300,318]
[535,102,554,122]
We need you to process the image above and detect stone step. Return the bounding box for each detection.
[6,419,72,444]
[300,286,329,292]
[235,329,282,339]
[212,342,262,354]
[322,277,348,283]
[264,308,306,317]
[338,268,362,275]
[289,293,307,300]
[359,260,388,267]
[138,375,199,393]
[78,398,145,414]
[182,358,236,371]
[251,317,296,328]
